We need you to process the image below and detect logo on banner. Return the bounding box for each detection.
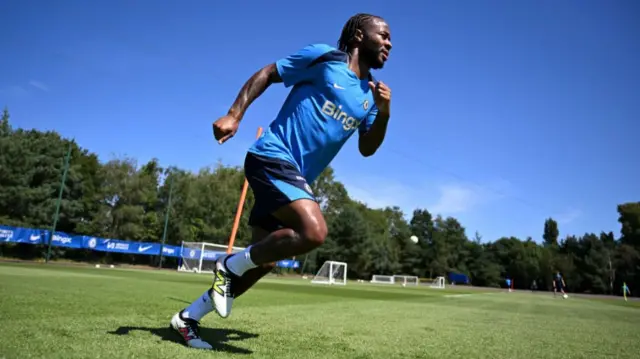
[1,229,14,241]
[107,242,129,250]
[54,235,72,245]
[88,238,97,248]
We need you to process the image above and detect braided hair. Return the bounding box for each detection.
[337,13,382,53]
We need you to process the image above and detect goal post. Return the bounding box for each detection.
[178,241,245,274]
[311,260,347,285]
[430,276,446,289]
[393,275,419,286]
[370,274,395,284]
[370,274,419,286]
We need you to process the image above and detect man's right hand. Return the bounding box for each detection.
[212,115,240,144]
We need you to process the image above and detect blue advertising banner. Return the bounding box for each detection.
[49,231,84,249]
[0,225,300,268]
[161,245,179,257]
[84,237,162,255]
[276,259,300,269]
[1,225,45,245]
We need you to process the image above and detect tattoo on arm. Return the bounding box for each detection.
[228,63,283,120]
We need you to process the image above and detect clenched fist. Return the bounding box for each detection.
[212,115,240,144]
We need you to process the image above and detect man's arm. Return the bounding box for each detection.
[358,80,392,157]
[227,63,283,121]
[358,111,390,157]
[226,43,334,121]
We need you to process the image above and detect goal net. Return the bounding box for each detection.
[177,241,245,274]
[370,274,395,284]
[430,276,446,289]
[311,260,347,285]
[393,275,419,286]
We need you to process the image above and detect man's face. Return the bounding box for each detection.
[360,19,392,69]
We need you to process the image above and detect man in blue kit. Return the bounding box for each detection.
[553,271,567,297]
[170,13,393,349]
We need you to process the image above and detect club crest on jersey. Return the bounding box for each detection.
[363,100,369,110]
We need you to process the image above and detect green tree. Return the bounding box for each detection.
[409,209,435,277]
[543,218,559,247]
[618,202,640,248]
[0,107,11,136]
[0,115,638,297]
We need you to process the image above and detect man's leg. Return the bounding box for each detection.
[170,200,326,349]
[232,227,275,298]
[168,228,271,350]
[170,152,323,349]
[211,198,327,317]
[169,293,215,349]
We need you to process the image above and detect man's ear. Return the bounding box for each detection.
[353,29,364,44]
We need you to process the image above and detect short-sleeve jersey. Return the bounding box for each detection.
[248,43,379,184]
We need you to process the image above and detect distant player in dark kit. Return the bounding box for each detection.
[553,272,567,297]
[169,13,393,349]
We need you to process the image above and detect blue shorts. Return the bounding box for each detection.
[244,152,316,232]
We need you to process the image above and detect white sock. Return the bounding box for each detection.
[182,290,214,321]
[225,246,257,276]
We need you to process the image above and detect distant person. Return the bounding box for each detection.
[169,13,393,349]
[553,272,567,297]
[622,282,630,302]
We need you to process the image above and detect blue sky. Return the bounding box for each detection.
[1,0,638,243]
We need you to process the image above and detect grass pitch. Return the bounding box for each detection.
[0,262,638,359]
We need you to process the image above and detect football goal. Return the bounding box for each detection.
[177,241,245,274]
[393,275,419,286]
[370,274,395,284]
[370,274,419,286]
[430,276,446,289]
[311,260,347,285]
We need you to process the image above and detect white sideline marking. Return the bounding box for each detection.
[444,294,474,298]
[443,292,497,298]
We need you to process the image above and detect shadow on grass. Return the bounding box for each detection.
[166,296,192,305]
[108,326,259,354]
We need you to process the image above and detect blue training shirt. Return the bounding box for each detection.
[248,43,379,184]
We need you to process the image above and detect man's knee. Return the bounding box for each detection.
[272,199,328,249]
[299,220,328,248]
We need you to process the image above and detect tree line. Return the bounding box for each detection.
[0,108,638,297]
